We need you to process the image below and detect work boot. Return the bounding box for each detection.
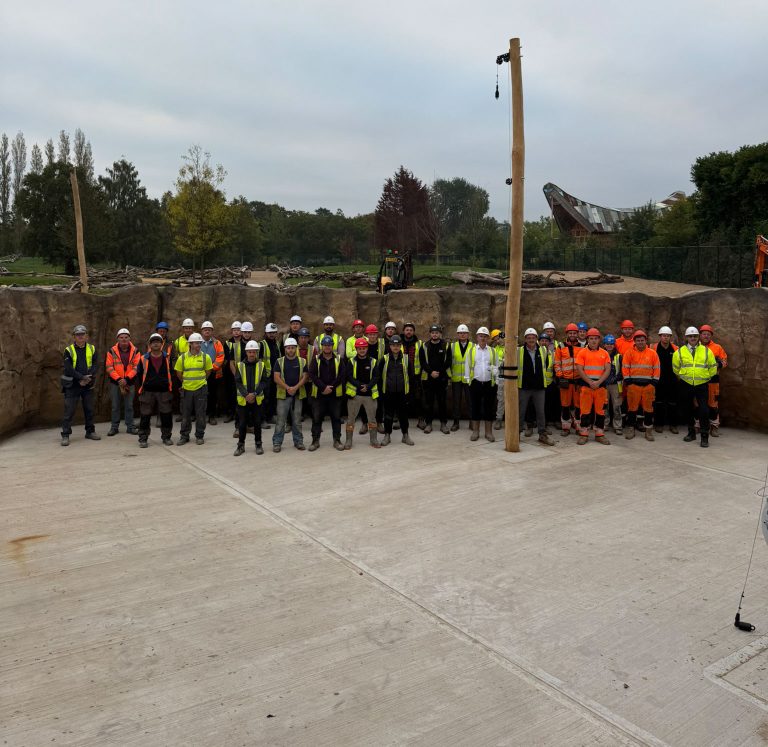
[645,429,655,442]
[233,429,239,438]
[450,419,460,432]
[273,445,281,453]
[423,424,432,434]
[625,427,635,440]
[234,443,245,456]
[485,422,495,442]
[255,443,264,455]
[595,433,611,445]
[654,425,663,433]
[440,422,450,434]
[524,426,533,437]
[494,419,503,430]
[369,426,380,448]
[381,434,391,446]
[683,430,697,442]
[615,427,623,436]
[308,440,320,452]
[127,426,138,435]
[359,422,367,435]
[544,427,553,435]
[84,432,101,441]
[208,416,217,426]
[139,439,148,449]
[223,414,233,424]
[470,421,480,441]
[700,433,709,448]
[177,436,189,445]
[344,425,354,450]
[162,437,173,446]
[670,425,679,434]
[175,414,182,423]
[295,443,306,451]
[577,434,588,445]
[195,437,205,445]
[60,435,69,446]
[417,418,426,430]
[710,424,719,438]
[538,433,555,446]
[333,440,345,451]
[107,427,118,437]
[402,433,414,446]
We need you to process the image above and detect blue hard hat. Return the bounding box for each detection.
[320,335,334,345]
[156,321,169,330]
[577,321,588,330]
[603,334,616,344]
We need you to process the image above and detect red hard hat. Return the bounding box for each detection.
[632,329,647,339]
[365,324,378,334]
[565,323,579,332]
[620,319,634,328]
[586,327,601,337]
[354,337,369,348]
[699,324,713,333]
[352,319,364,328]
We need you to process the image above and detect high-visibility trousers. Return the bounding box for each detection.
[707,381,719,409]
[579,385,607,417]
[559,382,578,407]
[626,384,655,414]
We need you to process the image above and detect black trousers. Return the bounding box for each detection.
[451,381,470,420]
[406,379,422,420]
[423,379,448,424]
[469,380,497,421]
[311,396,342,442]
[654,382,678,427]
[679,381,709,435]
[206,375,220,417]
[61,388,95,436]
[382,392,409,434]
[263,380,277,422]
[238,401,263,444]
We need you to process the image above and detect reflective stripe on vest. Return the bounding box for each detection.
[380,354,410,395]
[613,353,623,394]
[554,345,577,378]
[346,357,379,399]
[450,341,474,383]
[66,343,94,369]
[179,352,208,382]
[517,345,553,389]
[310,355,343,397]
[174,336,189,356]
[106,343,140,380]
[275,356,306,400]
[673,345,716,386]
[138,352,172,394]
[314,332,342,355]
[237,360,265,406]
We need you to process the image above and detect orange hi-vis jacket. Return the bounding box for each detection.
[554,343,579,380]
[210,338,226,378]
[575,346,611,383]
[106,343,141,383]
[615,336,635,356]
[621,346,660,386]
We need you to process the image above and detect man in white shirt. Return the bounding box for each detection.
[464,326,498,442]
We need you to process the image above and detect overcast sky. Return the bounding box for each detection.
[3,1,767,221]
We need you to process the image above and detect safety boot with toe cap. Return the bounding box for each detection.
[60,436,69,446]
[84,432,101,441]
[234,443,245,456]
[683,430,697,442]
[308,440,320,452]
[423,424,432,434]
[450,420,460,432]
[333,440,345,451]
[624,427,635,440]
[440,422,450,434]
[494,419,503,430]
[255,443,264,455]
[381,434,391,446]
[402,433,414,446]
[538,433,555,446]
[645,429,655,442]
[577,434,588,445]
[595,434,611,445]
[524,426,533,437]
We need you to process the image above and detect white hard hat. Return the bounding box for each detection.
[284,337,298,347]
[149,333,163,342]
[245,340,260,351]
[658,325,673,335]
[476,326,490,336]
[265,322,278,333]
[116,328,130,337]
[685,326,699,336]
[182,318,194,327]
[542,321,555,331]
[456,324,470,333]
[201,320,213,329]
[290,315,302,323]
[524,327,538,337]
[385,321,397,329]
[188,333,203,343]
[241,322,254,332]
[323,315,335,324]
[231,320,242,329]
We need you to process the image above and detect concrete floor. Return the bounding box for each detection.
[3,419,768,746]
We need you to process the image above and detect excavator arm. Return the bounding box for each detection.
[754,235,768,287]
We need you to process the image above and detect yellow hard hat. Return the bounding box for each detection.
[490,329,502,339]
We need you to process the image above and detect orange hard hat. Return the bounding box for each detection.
[352,319,364,328]
[587,327,601,337]
[632,329,647,339]
[565,323,579,332]
[620,319,634,328]
[699,324,713,333]
[354,337,369,348]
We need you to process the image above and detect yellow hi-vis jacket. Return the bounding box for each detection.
[672,344,718,386]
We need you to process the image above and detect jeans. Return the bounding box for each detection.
[518,389,546,433]
[273,396,304,446]
[180,386,208,438]
[311,396,342,442]
[61,388,95,436]
[138,390,173,440]
[110,384,135,429]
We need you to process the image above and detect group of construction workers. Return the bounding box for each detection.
[60,316,726,451]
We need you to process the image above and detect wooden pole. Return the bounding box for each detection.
[503,37,524,452]
[69,167,89,293]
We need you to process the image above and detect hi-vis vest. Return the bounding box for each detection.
[177,352,210,391]
[403,338,422,377]
[227,338,245,367]
[346,357,379,399]
[420,341,450,381]
[613,352,623,394]
[311,354,343,397]
[380,353,410,395]
[138,352,172,394]
[275,356,307,400]
[465,345,498,385]
[517,345,553,389]
[346,335,366,358]
[236,360,265,406]
[672,345,717,386]
[314,332,343,356]
[66,343,94,369]
[174,335,190,356]
[450,340,474,383]
[260,340,276,375]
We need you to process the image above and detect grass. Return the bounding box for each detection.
[1,256,66,274]
[0,275,71,287]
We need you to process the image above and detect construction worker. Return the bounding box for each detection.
[366,324,384,359]
[296,326,314,416]
[227,321,251,436]
[602,334,623,435]
[200,321,225,425]
[700,324,727,437]
[449,324,474,431]
[377,335,413,446]
[622,330,660,441]
[673,326,718,448]
[651,326,679,434]
[223,321,242,424]
[383,321,398,348]
[60,324,100,446]
[105,328,141,436]
[136,333,174,447]
[154,322,173,356]
[345,337,381,449]
[491,329,506,430]
[261,322,281,427]
[465,326,498,443]
[173,318,195,357]
[345,319,366,358]
[234,340,268,456]
[308,335,345,451]
[313,316,345,357]
[542,322,560,348]
[272,337,308,452]
[574,328,611,445]
[518,328,555,446]
[420,324,451,434]
[282,315,303,349]
[554,323,581,435]
[615,319,635,356]
[400,322,424,429]
[576,321,589,347]
[174,332,212,445]
[541,321,561,427]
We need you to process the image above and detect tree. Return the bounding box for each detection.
[617,203,658,246]
[227,197,264,266]
[11,132,26,203]
[166,145,231,281]
[57,130,70,164]
[374,166,434,256]
[73,129,94,181]
[44,139,55,166]
[0,134,10,228]
[29,144,43,175]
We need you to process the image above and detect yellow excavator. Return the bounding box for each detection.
[754,235,768,287]
[376,249,412,293]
